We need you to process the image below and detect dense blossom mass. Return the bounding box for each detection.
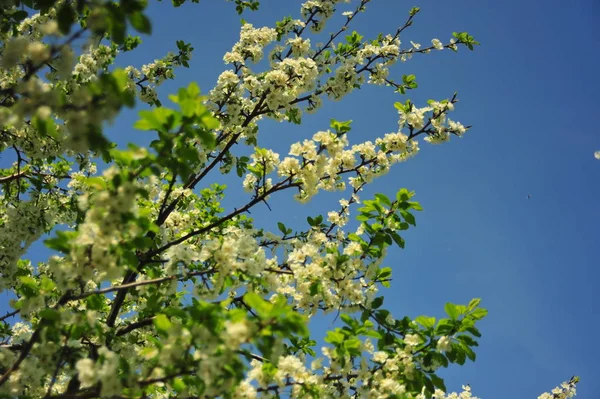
[0,0,577,398]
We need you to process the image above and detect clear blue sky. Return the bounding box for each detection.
[6,0,600,397]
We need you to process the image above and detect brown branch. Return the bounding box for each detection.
[0,28,86,98]
[104,92,268,331]
[43,328,73,399]
[116,317,155,337]
[148,180,300,257]
[67,269,216,303]
[0,309,19,322]
[0,170,27,184]
[0,328,42,386]
[312,0,370,60]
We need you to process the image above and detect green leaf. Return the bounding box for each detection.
[378,267,392,280]
[108,7,126,44]
[432,352,449,368]
[44,231,76,254]
[40,277,55,293]
[86,294,105,311]
[348,233,363,242]
[444,303,459,320]
[134,108,178,131]
[470,308,488,320]
[198,111,220,130]
[194,127,217,150]
[465,326,481,337]
[430,374,446,391]
[39,308,60,322]
[402,211,416,226]
[325,330,345,345]
[85,176,107,190]
[121,35,142,51]
[172,377,186,393]
[390,232,405,249]
[408,201,423,211]
[18,276,38,297]
[309,281,319,296]
[463,344,476,361]
[243,292,270,318]
[374,193,391,206]
[277,222,286,234]
[363,330,382,339]
[423,375,435,395]
[468,298,481,310]
[345,31,363,46]
[396,188,411,202]
[454,343,467,364]
[330,119,352,134]
[153,314,172,333]
[179,98,196,117]
[286,108,302,124]
[129,11,152,34]
[340,313,354,327]
[371,297,384,309]
[12,10,28,21]
[456,335,478,347]
[343,337,362,355]
[402,74,416,84]
[415,315,436,329]
[182,81,200,98]
[436,320,454,335]
[57,2,76,34]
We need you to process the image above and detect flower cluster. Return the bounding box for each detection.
[537,377,578,399]
[224,24,278,64]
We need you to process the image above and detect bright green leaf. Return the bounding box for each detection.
[153,314,172,332]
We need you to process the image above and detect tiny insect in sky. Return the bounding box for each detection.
[526,195,531,199]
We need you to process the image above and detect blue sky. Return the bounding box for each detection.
[4,0,600,397]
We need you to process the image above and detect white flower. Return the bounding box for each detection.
[278,157,301,176]
[327,211,341,224]
[343,241,362,256]
[404,334,421,346]
[372,351,388,363]
[410,41,421,49]
[224,320,250,348]
[448,119,467,135]
[449,38,458,51]
[11,322,32,343]
[287,37,311,56]
[75,358,97,387]
[310,358,323,370]
[437,336,452,352]
[1,37,29,68]
[236,381,257,398]
[594,150,600,159]
[380,378,404,395]
[40,20,59,36]
[432,38,444,50]
[36,106,52,120]
[386,314,396,325]
[243,174,257,192]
